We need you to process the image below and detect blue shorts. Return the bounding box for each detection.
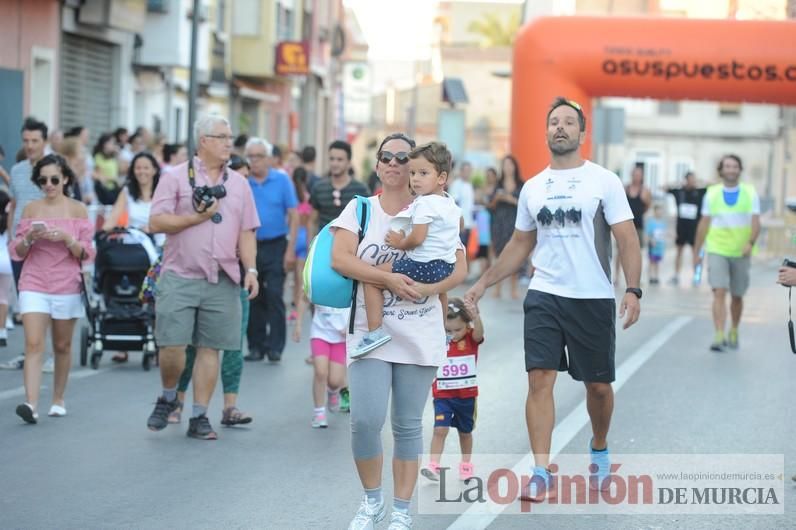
[392,258,454,284]
[295,227,308,260]
[433,397,476,433]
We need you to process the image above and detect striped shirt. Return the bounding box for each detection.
[9,160,43,234]
[309,178,369,228]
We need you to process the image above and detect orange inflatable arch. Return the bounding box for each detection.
[512,16,796,178]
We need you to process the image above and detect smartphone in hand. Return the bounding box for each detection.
[31,221,47,233]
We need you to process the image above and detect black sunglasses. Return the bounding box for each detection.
[379,151,410,165]
[37,176,61,186]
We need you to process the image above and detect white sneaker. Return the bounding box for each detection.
[42,357,55,374]
[16,403,38,424]
[48,404,67,417]
[311,412,328,428]
[0,355,24,370]
[387,510,413,530]
[348,495,386,530]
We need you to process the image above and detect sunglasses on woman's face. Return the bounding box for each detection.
[37,177,61,186]
[379,151,410,165]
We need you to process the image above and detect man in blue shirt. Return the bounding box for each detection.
[244,137,298,362]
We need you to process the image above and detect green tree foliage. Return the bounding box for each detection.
[467,11,521,47]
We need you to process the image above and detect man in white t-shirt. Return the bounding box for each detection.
[466,97,642,501]
[448,161,474,245]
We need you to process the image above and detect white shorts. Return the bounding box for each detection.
[19,291,84,320]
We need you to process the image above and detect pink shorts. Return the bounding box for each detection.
[310,339,346,365]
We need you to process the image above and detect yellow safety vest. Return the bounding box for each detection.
[705,183,755,258]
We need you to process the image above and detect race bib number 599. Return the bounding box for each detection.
[436,355,477,390]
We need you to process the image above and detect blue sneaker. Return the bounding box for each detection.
[350,327,391,359]
[589,439,611,491]
[519,466,556,503]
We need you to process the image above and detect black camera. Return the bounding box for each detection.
[192,184,227,210]
[784,258,796,269]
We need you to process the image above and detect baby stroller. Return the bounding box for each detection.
[80,228,158,370]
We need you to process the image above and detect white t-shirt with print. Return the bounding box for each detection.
[392,193,461,264]
[310,305,349,344]
[330,196,448,367]
[515,160,634,299]
[448,179,474,228]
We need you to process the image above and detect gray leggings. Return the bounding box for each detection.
[349,358,438,461]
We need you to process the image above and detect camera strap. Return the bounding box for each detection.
[789,287,796,354]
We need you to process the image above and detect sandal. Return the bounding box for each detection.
[221,406,252,426]
[112,352,129,363]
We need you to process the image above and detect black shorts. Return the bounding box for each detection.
[676,224,697,247]
[523,290,616,383]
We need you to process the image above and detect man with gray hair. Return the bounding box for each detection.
[243,137,298,362]
[146,115,261,440]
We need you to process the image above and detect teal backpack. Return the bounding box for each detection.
[303,195,371,311]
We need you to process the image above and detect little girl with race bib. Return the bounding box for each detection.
[351,142,461,359]
[421,297,484,482]
[293,296,349,428]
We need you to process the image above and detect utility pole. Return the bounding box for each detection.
[187,0,200,155]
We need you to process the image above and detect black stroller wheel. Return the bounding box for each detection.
[80,326,89,367]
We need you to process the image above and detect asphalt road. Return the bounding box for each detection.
[1,257,794,529]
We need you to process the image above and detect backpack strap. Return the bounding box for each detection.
[349,195,370,334]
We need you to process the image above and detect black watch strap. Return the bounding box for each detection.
[626,287,642,299]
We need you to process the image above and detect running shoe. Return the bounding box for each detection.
[459,461,474,481]
[16,403,38,424]
[589,439,611,491]
[727,329,739,350]
[147,396,181,431]
[347,495,386,530]
[312,412,328,428]
[421,461,440,482]
[710,331,726,352]
[387,510,413,530]
[187,414,218,440]
[350,328,391,359]
[519,466,556,503]
[339,387,350,413]
[42,357,54,374]
[0,355,24,370]
[328,390,340,412]
[168,401,183,424]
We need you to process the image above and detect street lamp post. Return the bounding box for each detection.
[187,0,200,155]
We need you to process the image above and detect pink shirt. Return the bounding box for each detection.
[11,218,96,295]
[150,157,260,284]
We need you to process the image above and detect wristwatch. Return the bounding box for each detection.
[626,287,643,300]
[246,268,258,276]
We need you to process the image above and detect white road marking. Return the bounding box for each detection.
[447,315,693,530]
[0,367,110,402]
